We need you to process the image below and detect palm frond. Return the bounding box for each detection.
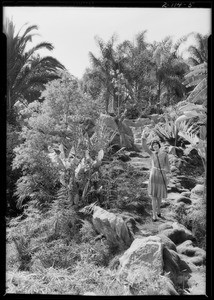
[186,78,207,103]
[25,42,54,60]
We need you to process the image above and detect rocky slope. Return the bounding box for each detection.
[81,135,206,295]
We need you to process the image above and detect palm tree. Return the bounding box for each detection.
[88,34,118,113]
[4,18,65,119]
[116,31,154,106]
[172,32,208,67]
[186,33,208,66]
[151,36,188,106]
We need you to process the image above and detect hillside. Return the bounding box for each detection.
[6,124,206,296]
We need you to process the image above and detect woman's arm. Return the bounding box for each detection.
[141,131,152,155]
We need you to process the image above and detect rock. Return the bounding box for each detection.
[191,184,204,197]
[160,200,170,208]
[179,188,190,193]
[177,241,206,266]
[165,280,179,295]
[119,236,163,275]
[178,253,199,272]
[170,166,178,172]
[158,222,174,232]
[160,222,196,245]
[177,240,194,250]
[163,247,191,285]
[180,191,191,197]
[176,196,192,205]
[156,233,177,251]
[92,206,134,247]
[188,256,205,266]
[167,184,181,193]
[187,270,206,295]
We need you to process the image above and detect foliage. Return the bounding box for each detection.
[80,67,104,100]
[141,104,164,116]
[175,78,207,199]
[124,104,141,119]
[116,31,156,107]
[183,63,207,105]
[151,36,189,106]
[4,18,64,117]
[186,33,208,66]
[88,34,118,113]
[7,123,23,216]
[153,119,176,144]
[174,199,206,250]
[12,72,104,209]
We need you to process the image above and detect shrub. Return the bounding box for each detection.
[174,201,206,250]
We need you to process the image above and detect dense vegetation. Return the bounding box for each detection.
[5,17,208,295]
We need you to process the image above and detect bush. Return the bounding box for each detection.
[174,201,206,250]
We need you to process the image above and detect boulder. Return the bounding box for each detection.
[159,222,196,245]
[191,184,204,197]
[119,236,163,275]
[180,191,191,198]
[92,206,134,247]
[187,256,205,266]
[176,196,192,205]
[177,241,206,266]
[118,236,181,295]
[163,247,191,285]
[177,240,194,250]
[156,233,177,251]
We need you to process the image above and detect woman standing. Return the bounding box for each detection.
[141,130,171,221]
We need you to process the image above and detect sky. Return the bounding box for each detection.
[3,6,211,79]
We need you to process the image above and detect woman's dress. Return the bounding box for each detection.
[142,139,170,199]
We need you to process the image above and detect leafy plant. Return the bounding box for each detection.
[183,62,207,105]
[4,18,64,121]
